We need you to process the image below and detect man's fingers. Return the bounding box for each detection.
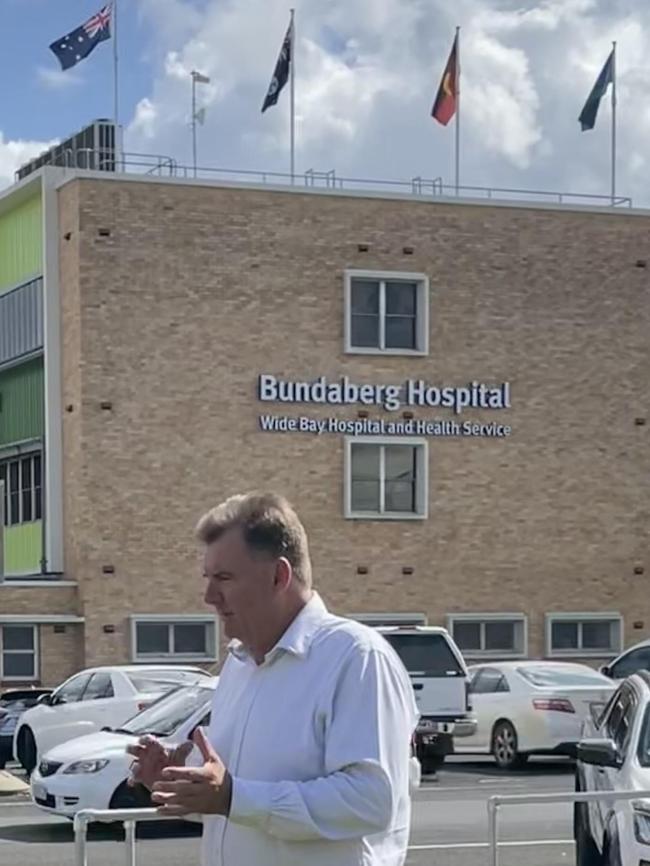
[151,779,195,794]
[155,802,191,816]
[192,726,219,763]
[160,765,205,782]
[173,740,194,763]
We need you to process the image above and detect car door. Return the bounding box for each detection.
[590,686,638,843]
[35,672,93,755]
[462,667,510,751]
[68,672,117,737]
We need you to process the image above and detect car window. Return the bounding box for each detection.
[127,670,209,693]
[605,688,638,757]
[381,633,464,676]
[54,673,92,704]
[470,668,509,694]
[611,647,650,679]
[82,672,114,701]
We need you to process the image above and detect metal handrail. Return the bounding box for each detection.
[487,787,650,866]
[74,807,166,866]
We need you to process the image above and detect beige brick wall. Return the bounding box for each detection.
[53,177,649,666]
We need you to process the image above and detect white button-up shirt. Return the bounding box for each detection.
[200,593,419,866]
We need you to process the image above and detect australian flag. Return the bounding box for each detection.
[50,5,112,72]
[261,20,292,112]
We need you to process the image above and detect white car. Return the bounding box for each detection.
[576,671,650,866]
[14,665,212,774]
[456,661,614,769]
[30,679,216,817]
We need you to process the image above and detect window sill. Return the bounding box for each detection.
[345,511,427,521]
[344,346,428,357]
[546,649,618,658]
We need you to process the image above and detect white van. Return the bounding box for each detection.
[377,625,476,772]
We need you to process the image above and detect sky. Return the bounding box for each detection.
[1,0,649,204]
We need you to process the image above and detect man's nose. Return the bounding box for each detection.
[204,581,221,606]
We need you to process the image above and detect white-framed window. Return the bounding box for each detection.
[0,452,42,526]
[447,614,528,659]
[0,624,38,680]
[344,437,428,519]
[344,270,429,355]
[130,616,218,663]
[546,613,623,657]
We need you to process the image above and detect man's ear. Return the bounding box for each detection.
[274,557,293,591]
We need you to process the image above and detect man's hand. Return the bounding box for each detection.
[151,727,232,817]
[126,736,193,791]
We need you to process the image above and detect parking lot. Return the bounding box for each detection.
[0,757,576,866]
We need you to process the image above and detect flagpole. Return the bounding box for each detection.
[455,26,460,196]
[290,8,296,184]
[113,0,120,167]
[192,72,197,178]
[611,40,617,205]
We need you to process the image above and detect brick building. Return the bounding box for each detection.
[0,159,648,688]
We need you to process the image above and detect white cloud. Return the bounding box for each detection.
[37,66,83,89]
[0,134,59,189]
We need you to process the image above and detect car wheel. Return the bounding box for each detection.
[110,781,152,811]
[16,727,37,775]
[491,721,528,770]
[421,755,445,774]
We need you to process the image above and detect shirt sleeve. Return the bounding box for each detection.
[227,645,419,842]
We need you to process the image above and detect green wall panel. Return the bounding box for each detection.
[0,358,44,447]
[4,521,42,575]
[0,195,43,294]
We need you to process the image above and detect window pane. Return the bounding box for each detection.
[351,480,381,513]
[33,455,42,520]
[552,621,578,650]
[56,674,91,702]
[385,281,417,315]
[351,280,379,313]
[3,654,35,678]
[21,456,33,522]
[385,316,416,350]
[174,623,207,655]
[0,465,6,526]
[485,621,516,651]
[82,672,114,700]
[454,621,481,651]
[385,446,415,482]
[3,626,34,651]
[9,462,19,524]
[351,444,380,479]
[384,480,415,512]
[137,623,170,655]
[351,314,379,348]
[582,621,613,650]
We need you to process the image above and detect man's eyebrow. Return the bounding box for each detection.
[203,569,234,578]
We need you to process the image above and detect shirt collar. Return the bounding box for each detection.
[228,592,328,665]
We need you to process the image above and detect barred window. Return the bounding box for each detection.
[0,453,42,526]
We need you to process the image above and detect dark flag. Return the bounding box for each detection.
[50,5,112,72]
[432,34,459,126]
[261,21,292,112]
[579,50,614,131]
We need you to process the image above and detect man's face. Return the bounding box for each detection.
[203,527,279,645]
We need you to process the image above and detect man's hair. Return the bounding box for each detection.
[195,492,312,588]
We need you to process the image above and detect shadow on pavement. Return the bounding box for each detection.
[442,757,574,779]
[0,820,201,844]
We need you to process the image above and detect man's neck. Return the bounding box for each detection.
[250,591,313,664]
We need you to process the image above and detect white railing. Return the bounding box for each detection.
[487,787,650,866]
[73,808,163,866]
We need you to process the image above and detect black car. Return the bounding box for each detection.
[0,689,52,769]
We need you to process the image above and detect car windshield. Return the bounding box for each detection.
[120,684,213,737]
[517,666,609,687]
[127,669,209,694]
[381,633,463,675]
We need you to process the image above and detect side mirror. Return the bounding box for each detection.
[599,665,612,678]
[37,693,52,706]
[577,738,621,769]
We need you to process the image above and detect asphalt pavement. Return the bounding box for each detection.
[0,757,577,866]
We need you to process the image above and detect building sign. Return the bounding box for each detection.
[257,374,513,438]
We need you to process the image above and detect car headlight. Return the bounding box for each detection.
[633,805,650,846]
[63,759,110,775]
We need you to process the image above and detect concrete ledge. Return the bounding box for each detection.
[0,771,29,795]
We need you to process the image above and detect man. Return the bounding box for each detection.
[128,491,419,866]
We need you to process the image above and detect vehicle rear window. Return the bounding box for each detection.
[516,666,609,687]
[122,685,214,737]
[382,633,463,676]
[127,669,209,694]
